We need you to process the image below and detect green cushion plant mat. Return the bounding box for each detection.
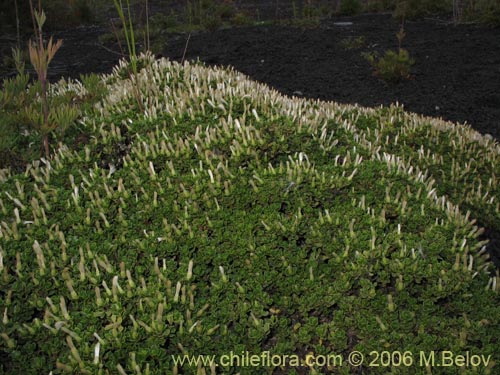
[0,53,499,374]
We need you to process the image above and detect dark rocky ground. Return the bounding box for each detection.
[161,14,500,140]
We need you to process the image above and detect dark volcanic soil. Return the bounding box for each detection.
[2,5,499,139]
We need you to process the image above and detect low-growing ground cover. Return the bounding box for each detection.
[0,54,499,374]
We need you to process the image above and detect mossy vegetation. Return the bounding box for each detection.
[0,53,499,374]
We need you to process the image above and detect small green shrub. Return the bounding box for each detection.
[0,47,29,76]
[78,72,109,109]
[339,35,366,50]
[0,71,80,164]
[363,48,415,83]
[28,0,66,157]
[0,71,34,169]
[24,96,80,143]
[0,48,107,169]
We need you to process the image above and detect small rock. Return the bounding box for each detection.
[333,22,353,26]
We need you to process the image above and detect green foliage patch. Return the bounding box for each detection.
[363,48,415,83]
[0,54,499,374]
[339,36,366,50]
[0,69,108,170]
